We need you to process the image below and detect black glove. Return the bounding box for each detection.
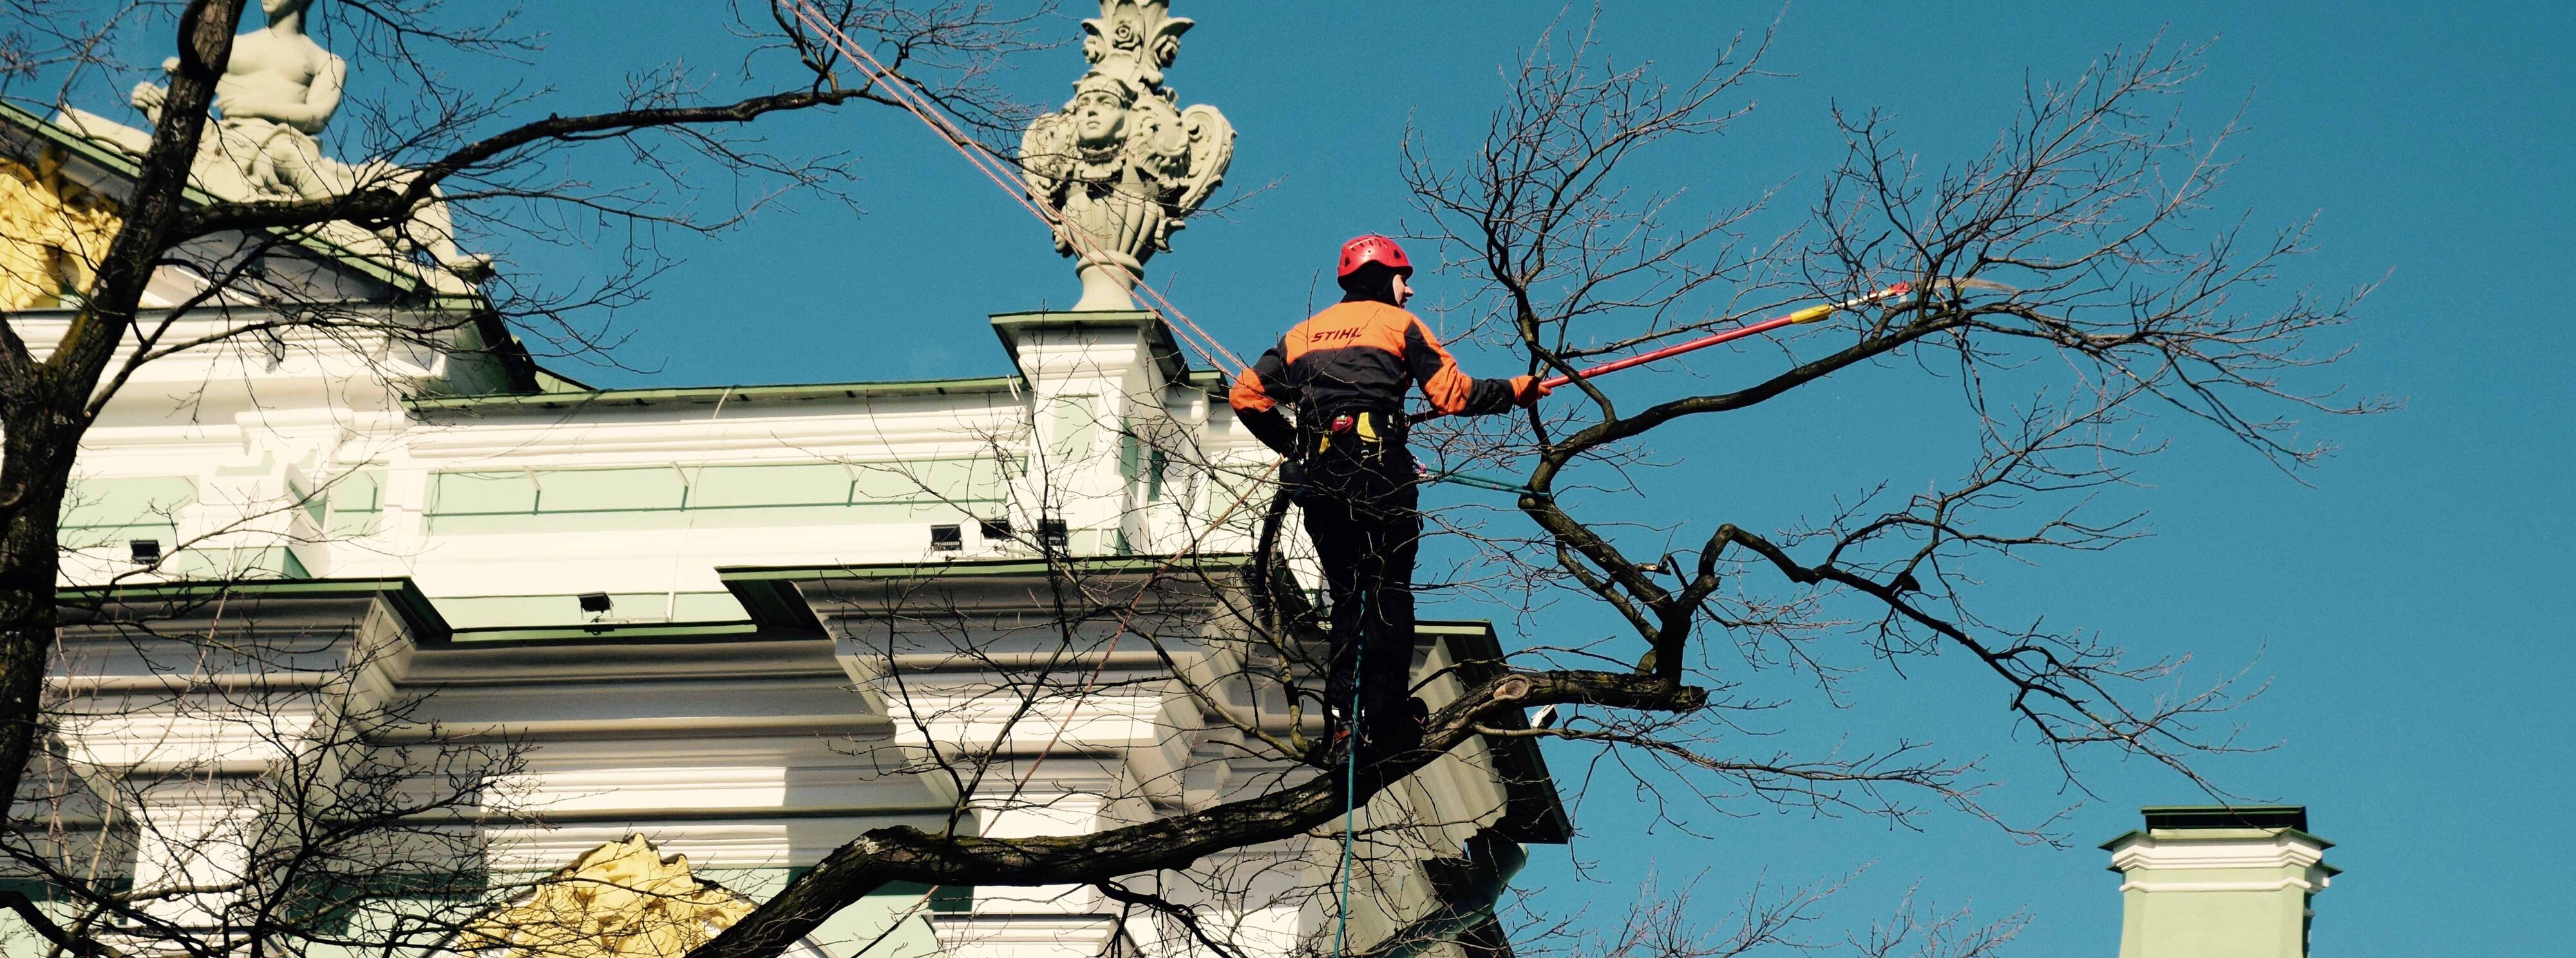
[1280,458,1320,509]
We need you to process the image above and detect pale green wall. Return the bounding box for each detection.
[425,460,1010,534]
[2117,881,2311,958]
[437,590,750,628]
[59,475,194,553]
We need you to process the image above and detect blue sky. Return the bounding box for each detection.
[118,1,2576,953]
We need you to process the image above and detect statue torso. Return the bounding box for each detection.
[214,30,339,129]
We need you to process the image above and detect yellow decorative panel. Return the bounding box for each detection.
[459,836,758,958]
[0,153,121,310]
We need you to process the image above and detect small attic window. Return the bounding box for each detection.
[978,517,1012,540]
[929,524,963,552]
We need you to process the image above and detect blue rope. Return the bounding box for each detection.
[1333,583,1368,958]
[1419,469,1547,498]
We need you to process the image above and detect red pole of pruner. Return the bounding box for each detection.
[1537,281,1913,390]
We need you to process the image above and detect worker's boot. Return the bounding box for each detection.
[1357,698,1428,764]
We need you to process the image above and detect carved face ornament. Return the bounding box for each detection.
[1071,89,1130,149]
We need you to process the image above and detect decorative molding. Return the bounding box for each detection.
[373,713,893,744]
[930,912,1132,958]
[2105,832,2333,874]
[2117,877,2324,894]
[459,836,756,958]
[0,155,120,309]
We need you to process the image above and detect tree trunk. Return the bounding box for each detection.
[0,421,71,824]
[0,0,248,825]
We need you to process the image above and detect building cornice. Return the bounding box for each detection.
[55,575,450,639]
[989,309,1190,382]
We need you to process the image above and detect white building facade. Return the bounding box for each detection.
[3,93,1565,958]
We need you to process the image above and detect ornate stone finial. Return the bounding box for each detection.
[1019,0,1234,311]
[457,836,757,958]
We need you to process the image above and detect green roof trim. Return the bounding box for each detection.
[2099,805,2336,858]
[0,99,227,209]
[1421,618,1575,845]
[713,561,1571,845]
[725,578,830,634]
[407,375,1027,412]
[1184,367,1230,395]
[2141,804,2310,832]
[55,576,450,639]
[718,552,1255,584]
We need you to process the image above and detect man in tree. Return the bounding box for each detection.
[1228,234,1549,760]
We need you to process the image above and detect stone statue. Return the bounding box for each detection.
[55,0,489,281]
[1019,0,1233,311]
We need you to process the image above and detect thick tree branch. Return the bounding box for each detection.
[0,889,117,958]
[687,670,1703,958]
[173,84,896,240]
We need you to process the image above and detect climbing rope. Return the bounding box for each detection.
[1332,580,1368,958]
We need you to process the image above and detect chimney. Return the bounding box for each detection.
[2105,805,2338,958]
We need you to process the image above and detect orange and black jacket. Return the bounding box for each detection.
[1228,301,1530,456]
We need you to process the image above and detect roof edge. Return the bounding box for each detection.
[718,553,1255,584]
[55,576,450,640]
[1421,618,1573,845]
[989,309,1190,382]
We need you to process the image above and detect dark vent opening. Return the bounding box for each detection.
[2141,805,2307,832]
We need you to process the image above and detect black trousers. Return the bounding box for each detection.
[1299,433,1421,750]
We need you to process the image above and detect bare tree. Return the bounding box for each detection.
[0,0,1052,828]
[0,5,2374,958]
[1392,19,2378,797]
[685,17,2375,958]
[3,595,530,958]
[0,2,1063,954]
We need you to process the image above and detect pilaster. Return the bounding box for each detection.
[991,310,1189,556]
[2105,805,2338,958]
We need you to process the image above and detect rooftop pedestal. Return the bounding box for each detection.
[2105,805,2338,958]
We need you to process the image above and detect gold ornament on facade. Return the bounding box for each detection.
[456,836,757,958]
[0,151,122,310]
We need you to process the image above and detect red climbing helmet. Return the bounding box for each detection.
[1336,234,1414,279]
